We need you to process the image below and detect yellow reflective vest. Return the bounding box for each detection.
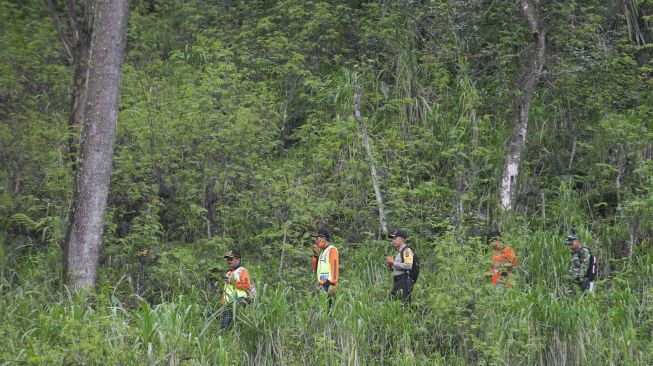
[316,245,337,284]
[223,267,249,304]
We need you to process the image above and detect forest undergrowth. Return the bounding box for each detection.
[1,229,652,365]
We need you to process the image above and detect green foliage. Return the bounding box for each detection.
[2,0,653,364]
[2,234,651,364]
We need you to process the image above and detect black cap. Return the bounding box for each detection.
[487,230,501,243]
[313,228,331,241]
[388,229,407,239]
[565,235,579,245]
[223,249,241,259]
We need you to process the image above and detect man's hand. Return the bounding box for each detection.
[312,244,320,256]
[327,285,337,297]
[385,256,394,269]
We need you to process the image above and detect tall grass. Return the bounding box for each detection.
[0,231,651,365]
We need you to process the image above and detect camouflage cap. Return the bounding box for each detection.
[565,235,579,245]
[487,230,501,244]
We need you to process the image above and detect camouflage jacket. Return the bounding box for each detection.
[568,247,591,280]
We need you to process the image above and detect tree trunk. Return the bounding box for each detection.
[455,173,465,239]
[278,225,287,278]
[353,87,388,235]
[63,0,129,290]
[499,0,546,210]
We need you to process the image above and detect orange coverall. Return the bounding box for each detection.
[490,247,519,286]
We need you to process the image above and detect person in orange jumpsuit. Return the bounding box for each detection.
[486,232,519,287]
[311,228,339,305]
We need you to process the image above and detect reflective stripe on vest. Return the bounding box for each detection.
[316,245,336,284]
[224,267,248,303]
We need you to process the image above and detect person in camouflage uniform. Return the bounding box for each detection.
[566,235,594,293]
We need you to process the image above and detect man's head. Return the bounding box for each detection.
[224,249,242,269]
[565,235,581,252]
[313,228,331,249]
[388,229,407,249]
[488,230,503,250]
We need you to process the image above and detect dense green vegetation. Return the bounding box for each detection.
[1,0,653,364]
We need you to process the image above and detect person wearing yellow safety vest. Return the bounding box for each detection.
[311,228,339,307]
[220,249,252,331]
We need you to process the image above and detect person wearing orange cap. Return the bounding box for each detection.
[485,231,519,287]
[311,228,339,305]
[220,249,254,330]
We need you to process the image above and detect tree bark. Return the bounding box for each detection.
[353,87,388,235]
[63,0,129,290]
[499,0,546,210]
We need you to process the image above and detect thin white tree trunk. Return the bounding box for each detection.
[628,224,636,258]
[568,134,577,169]
[63,0,129,290]
[471,109,479,149]
[353,87,387,235]
[500,0,546,210]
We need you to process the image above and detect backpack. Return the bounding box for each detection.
[247,282,257,302]
[234,267,257,303]
[580,247,598,282]
[400,246,420,283]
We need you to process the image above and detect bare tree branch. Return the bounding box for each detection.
[44,0,73,59]
[65,0,80,45]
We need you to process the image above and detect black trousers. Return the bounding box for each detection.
[320,280,334,309]
[220,300,249,331]
[391,273,413,302]
[220,307,233,331]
